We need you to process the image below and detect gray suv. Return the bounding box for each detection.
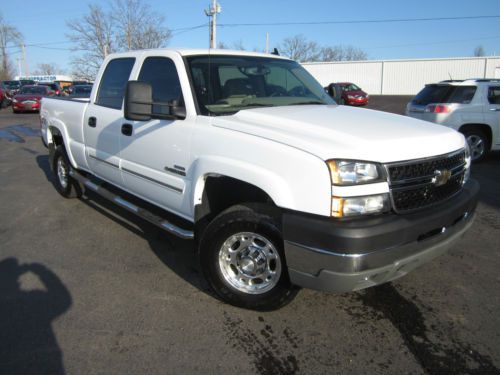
[406,79,500,161]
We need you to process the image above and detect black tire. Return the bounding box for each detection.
[13,109,20,114]
[462,129,488,162]
[200,203,296,310]
[52,146,82,198]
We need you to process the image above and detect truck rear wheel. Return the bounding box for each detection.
[200,204,295,310]
[52,146,82,198]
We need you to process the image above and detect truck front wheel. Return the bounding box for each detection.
[200,204,296,310]
[52,146,83,198]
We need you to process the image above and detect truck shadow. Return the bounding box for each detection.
[35,153,215,299]
[0,257,72,374]
[79,190,214,297]
[36,154,53,183]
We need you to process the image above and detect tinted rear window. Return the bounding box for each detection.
[413,85,476,105]
[96,58,135,109]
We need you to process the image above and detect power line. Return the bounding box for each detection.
[364,35,500,50]
[171,23,208,37]
[218,15,500,28]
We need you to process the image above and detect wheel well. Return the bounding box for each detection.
[194,175,278,236]
[459,124,492,150]
[49,126,64,147]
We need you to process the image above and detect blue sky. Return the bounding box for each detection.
[2,0,500,76]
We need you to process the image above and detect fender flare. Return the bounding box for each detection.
[191,156,295,214]
[47,121,78,168]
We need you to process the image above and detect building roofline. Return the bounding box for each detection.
[301,55,500,65]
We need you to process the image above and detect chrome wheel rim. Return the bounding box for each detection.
[57,157,69,189]
[466,134,485,161]
[218,232,281,294]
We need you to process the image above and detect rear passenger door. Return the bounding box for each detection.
[84,57,136,187]
[485,86,500,148]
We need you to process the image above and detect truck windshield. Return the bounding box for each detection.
[186,55,334,115]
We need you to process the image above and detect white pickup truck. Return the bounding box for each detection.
[41,49,479,310]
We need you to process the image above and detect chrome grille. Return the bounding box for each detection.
[386,150,466,213]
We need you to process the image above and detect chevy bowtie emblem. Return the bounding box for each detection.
[432,169,452,186]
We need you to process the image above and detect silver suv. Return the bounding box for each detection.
[406,79,500,161]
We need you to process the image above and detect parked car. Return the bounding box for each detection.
[406,79,500,161]
[0,86,5,108]
[40,49,477,310]
[37,82,62,96]
[12,85,53,113]
[2,80,21,97]
[68,84,92,98]
[20,79,36,86]
[326,82,369,105]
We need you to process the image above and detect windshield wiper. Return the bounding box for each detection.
[238,103,274,108]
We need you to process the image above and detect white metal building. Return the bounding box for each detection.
[302,56,500,95]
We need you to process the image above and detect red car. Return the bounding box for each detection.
[336,82,369,106]
[0,87,5,108]
[12,85,53,113]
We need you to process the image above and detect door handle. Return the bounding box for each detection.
[121,124,133,136]
[88,117,97,127]
[489,108,500,111]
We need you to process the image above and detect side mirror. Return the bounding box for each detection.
[124,81,153,121]
[169,100,186,120]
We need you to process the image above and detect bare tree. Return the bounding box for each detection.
[279,34,320,62]
[0,13,23,80]
[67,1,172,80]
[320,45,367,61]
[111,0,171,50]
[232,40,246,51]
[277,34,367,62]
[474,45,485,57]
[217,41,229,49]
[33,63,61,75]
[67,4,114,80]
[217,40,246,51]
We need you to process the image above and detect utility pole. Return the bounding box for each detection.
[17,57,22,77]
[265,33,269,54]
[204,0,221,48]
[21,44,29,77]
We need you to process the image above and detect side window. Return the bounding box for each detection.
[448,86,477,104]
[138,57,183,115]
[488,86,500,105]
[96,58,135,109]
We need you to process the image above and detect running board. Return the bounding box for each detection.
[69,169,194,240]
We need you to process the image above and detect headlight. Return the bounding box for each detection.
[12,98,17,103]
[327,160,384,185]
[331,194,390,218]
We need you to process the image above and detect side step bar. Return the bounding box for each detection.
[69,169,194,240]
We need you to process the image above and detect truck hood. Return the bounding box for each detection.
[213,105,465,163]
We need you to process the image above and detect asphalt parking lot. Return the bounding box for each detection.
[1,99,499,375]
